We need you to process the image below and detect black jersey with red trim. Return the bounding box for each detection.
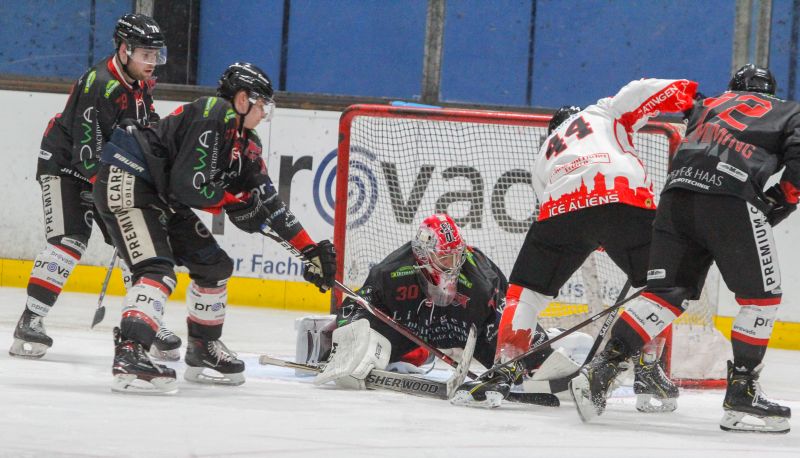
[137,96,308,245]
[665,91,800,211]
[338,243,506,368]
[37,56,158,182]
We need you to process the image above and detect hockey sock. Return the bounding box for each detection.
[731,298,779,370]
[25,240,84,316]
[121,277,171,348]
[613,292,683,355]
[118,258,133,291]
[186,281,227,340]
[496,284,549,362]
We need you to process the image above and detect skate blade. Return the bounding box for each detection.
[720,410,791,434]
[449,390,504,409]
[569,375,598,422]
[111,373,178,395]
[636,394,677,413]
[149,346,180,362]
[184,366,245,386]
[8,339,49,359]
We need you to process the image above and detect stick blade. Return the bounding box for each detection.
[90,306,105,329]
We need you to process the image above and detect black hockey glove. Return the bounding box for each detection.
[301,240,337,293]
[224,194,269,234]
[765,184,797,227]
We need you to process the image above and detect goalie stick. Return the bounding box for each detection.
[478,287,644,382]
[259,325,476,400]
[90,248,118,329]
[259,227,479,379]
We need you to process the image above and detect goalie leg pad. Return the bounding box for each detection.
[314,319,390,389]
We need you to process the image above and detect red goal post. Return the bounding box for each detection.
[333,104,726,388]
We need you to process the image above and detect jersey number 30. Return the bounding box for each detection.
[545,117,594,159]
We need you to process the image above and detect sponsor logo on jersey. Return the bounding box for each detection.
[203,97,217,118]
[457,274,472,289]
[84,70,96,93]
[647,269,666,280]
[38,149,52,160]
[716,162,748,182]
[390,265,417,278]
[104,80,120,99]
[666,166,724,190]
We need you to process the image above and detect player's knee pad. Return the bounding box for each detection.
[187,252,233,288]
[613,290,686,349]
[496,284,549,362]
[122,275,172,347]
[314,319,391,389]
[186,281,227,340]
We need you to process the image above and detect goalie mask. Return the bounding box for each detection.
[411,214,466,307]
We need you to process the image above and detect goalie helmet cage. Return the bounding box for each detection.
[333,104,727,389]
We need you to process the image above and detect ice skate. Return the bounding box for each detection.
[9,309,53,359]
[570,339,629,422]
[184,336,245,386]
[633,351,678,413]
[719,361,790,434]
[111,327,177,394]
[150,326,182,362]
[451,362,521,409]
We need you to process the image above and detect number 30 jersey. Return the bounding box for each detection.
[665,91,800,213]
[534,78,698,221]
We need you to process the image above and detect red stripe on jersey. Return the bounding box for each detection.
[136,277,172,296]
[641,292,682,317]
[506,284,523,302]
[29,277,62,294]
[122,310,160,331]
[288,230,314,251]
[735,297,781,306]
[731,330,770,347]
[620,311,653,342]
[54,244,82,260]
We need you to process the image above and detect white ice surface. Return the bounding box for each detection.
[1,287,798,457]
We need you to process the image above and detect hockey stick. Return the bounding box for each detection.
[580,279,631,367]
[260,228,479,379]
[90,248,118,329]
[478,286,644,382]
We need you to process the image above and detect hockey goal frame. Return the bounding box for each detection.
[333,103,724,388]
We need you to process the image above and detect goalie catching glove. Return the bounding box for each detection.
[301,240,336,292]
[315,319,390,389]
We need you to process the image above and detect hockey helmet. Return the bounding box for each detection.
[114,14,166,64]
[729,64,776,95]
[412,214,467,306]
[548,105,582,134]
[217,62,274,103]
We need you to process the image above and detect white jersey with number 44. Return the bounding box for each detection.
[534,78,698,221]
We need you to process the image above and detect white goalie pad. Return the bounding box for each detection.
[314,319,391,389]
[295,315,336,376]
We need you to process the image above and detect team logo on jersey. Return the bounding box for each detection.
[647,269,666,280]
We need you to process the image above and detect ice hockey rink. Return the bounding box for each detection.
[0,287,796,457]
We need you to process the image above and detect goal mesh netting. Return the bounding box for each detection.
[334,104,728,387]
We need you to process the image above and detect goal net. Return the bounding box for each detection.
[333,104,728,387]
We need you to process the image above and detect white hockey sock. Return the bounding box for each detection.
[187,282,227,328]
[731,303,779,347]
[122,278,168,331]
[118,258,133,291]
[496,285,549,361]
[26,241,83,316]
[619,292,681,343]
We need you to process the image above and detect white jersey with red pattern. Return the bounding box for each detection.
[534,78,698,221]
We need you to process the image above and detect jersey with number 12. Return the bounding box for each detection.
[534,78,698,221]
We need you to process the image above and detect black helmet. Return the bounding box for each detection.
[729,64,776,95]
[548,105,582,134]
[217,62,274,102]
[114,13,165,49]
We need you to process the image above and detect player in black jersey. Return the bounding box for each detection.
[571,64,796,433]
[92,62,336,393]
[9,14,181,360]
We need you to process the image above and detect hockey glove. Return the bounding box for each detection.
[301,240,337,293]
[765,184,797,227]
[224,194,269,234]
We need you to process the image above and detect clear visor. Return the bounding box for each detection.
[127,46,167,65]
[249,96,276,123]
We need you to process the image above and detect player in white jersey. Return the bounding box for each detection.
[457,79,698,409]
